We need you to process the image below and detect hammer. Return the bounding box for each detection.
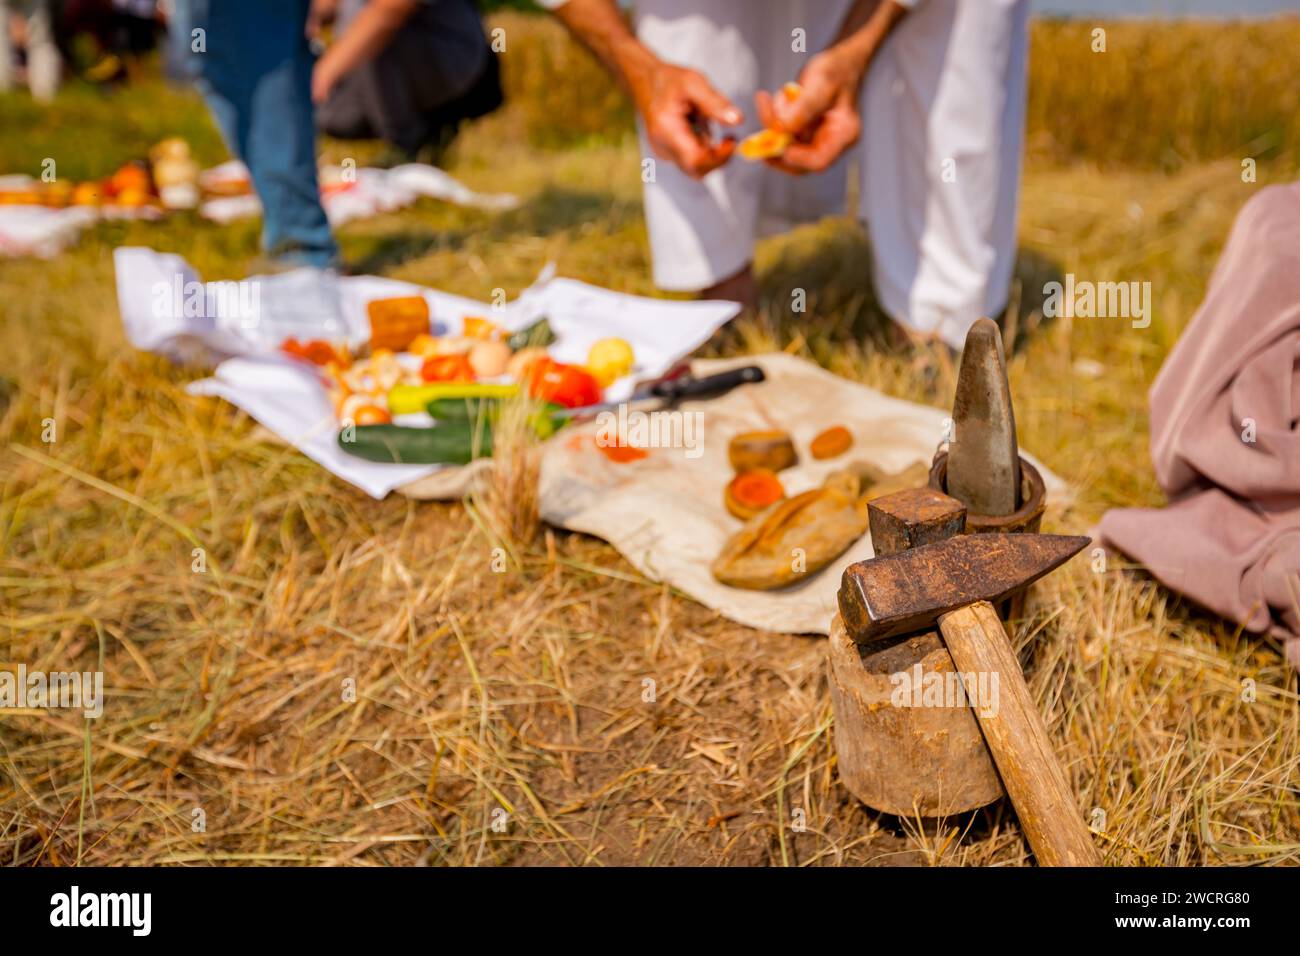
[838,490,1100,866]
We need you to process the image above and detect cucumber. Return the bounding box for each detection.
[338,421,493,465]
[426,397,564,439]
[426,396,501,423]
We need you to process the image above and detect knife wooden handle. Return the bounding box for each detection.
[937,600,1101,866]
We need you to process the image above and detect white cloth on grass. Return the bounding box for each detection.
[113,246,741,498]
[634,0,1028,348]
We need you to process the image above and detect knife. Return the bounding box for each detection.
[553,364,766,420]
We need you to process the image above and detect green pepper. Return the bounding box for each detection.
[506,318,555,351]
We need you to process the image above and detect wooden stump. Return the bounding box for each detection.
[826,614,1004,817]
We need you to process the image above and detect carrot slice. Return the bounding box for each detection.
[725,468,786,520]
[810,425,853,460]
[595,436,649,464]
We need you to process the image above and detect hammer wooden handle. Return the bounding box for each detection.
[938,601,1101,866]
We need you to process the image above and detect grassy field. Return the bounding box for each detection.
[1,15,1297,866]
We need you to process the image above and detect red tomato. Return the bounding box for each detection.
[420,354,476,383]
[525,358,602,409]
[282,338,344,367]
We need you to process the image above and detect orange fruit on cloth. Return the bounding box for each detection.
[724,468,786,520]
[810,425,853,460]
[71,182,102,206]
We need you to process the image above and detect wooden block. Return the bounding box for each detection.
[826,614,1004,816]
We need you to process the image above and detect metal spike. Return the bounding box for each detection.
[947,318,1020,516]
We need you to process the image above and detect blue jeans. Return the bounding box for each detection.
[174,0,338,268]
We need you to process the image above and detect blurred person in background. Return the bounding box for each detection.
[171,0,338,270]
[541,0,1028,349]
[56,0,163,86]
[309,0,503,167]
[0,0,61,101]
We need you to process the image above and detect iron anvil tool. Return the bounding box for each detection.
[836,493,1100,866]
[931,316,1047,633]
[930,317,1046,537]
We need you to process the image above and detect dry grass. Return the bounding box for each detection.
[0,15,1298,866]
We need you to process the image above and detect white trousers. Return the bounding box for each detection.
[636,0,1029,348]
[0,0,60,101]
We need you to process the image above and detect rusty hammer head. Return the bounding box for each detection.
[842,488,1088,644]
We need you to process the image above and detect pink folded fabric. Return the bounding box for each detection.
[1098,182,1300,667]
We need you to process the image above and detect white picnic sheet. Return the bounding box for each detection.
[0,162,516,258]
[0,173,163,258]
[114,247,742,498]
[198,160,519,226]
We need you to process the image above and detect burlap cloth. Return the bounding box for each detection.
[399,352,1065,635]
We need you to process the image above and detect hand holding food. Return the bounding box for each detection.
[738,84,801,161]
[756,50,864,174]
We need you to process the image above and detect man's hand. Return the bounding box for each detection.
[311,51,343,104]
[630,61,742,179]
[757,0,907,175]
[758,48,863,175]
[308,0,419,104]
[551,0,740,179]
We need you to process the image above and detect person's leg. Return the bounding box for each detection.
[634,0,763,297]
[700,265,758,311]
[193,0,337,268]
[0,3,14,93]
[859,0,1029,349]
[23,0,60,101]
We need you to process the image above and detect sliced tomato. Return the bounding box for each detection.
[420,354,476,383]
[525,358,602,409]
[282,337,346,367]
[353,405,391,426]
